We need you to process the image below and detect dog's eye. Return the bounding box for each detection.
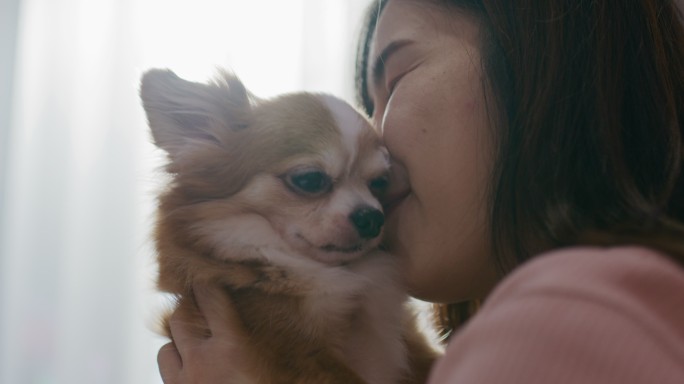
[369,175,390,196]
[287,170,332,195]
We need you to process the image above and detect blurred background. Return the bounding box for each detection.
[0,0,373,383]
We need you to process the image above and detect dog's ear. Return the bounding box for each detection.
[140,69,252,159]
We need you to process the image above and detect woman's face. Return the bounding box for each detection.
[367,0,498,302]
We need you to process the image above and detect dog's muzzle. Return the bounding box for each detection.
[349,206,384,239]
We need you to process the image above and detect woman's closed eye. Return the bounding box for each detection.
[371,40,419,96]
[384,53,423,96]
[385,71,404,94]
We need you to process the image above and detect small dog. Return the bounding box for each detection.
[140,69,437,383]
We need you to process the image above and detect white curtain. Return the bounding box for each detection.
[0,1,373,383]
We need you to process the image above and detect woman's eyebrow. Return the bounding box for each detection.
[371,40,413,88]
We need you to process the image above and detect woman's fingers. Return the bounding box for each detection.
[158,288,250,383]
[157,342,182,384]
[167,301,207,361]
[193,285,244,340]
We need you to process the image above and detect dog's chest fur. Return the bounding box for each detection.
[231,248,409,384]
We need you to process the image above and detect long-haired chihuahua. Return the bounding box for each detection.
[140,69,437,384]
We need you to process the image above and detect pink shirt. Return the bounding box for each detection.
[428,246,684,383]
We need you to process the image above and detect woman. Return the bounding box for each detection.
[158,0,684,382]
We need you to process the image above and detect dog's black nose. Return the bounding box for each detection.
[349,207,385,239]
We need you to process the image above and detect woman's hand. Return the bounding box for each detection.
[157,286,248,383]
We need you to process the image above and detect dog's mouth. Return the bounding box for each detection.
[321,243,363,254]
[296,234,363,253]
[295,234,367,264]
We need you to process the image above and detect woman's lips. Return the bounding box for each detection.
[382,160,410,217]
[382,189,410,217]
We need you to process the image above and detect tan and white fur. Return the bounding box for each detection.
[140,69,437,384]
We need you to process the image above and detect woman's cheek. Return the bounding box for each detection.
[377,93,394,137]
[378,92,410,158]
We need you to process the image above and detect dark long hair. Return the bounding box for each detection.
[356,0,684,338]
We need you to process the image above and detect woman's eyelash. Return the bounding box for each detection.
[385,59,421,94]
[386,72,404,93]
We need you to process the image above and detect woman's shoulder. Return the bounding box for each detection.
[491,246,684,347]
[428,246,684,384]
[494,245,684,313]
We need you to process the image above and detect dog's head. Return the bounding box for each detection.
[141,69,389,265]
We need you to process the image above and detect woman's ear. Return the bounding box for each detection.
[140,68,252,160]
